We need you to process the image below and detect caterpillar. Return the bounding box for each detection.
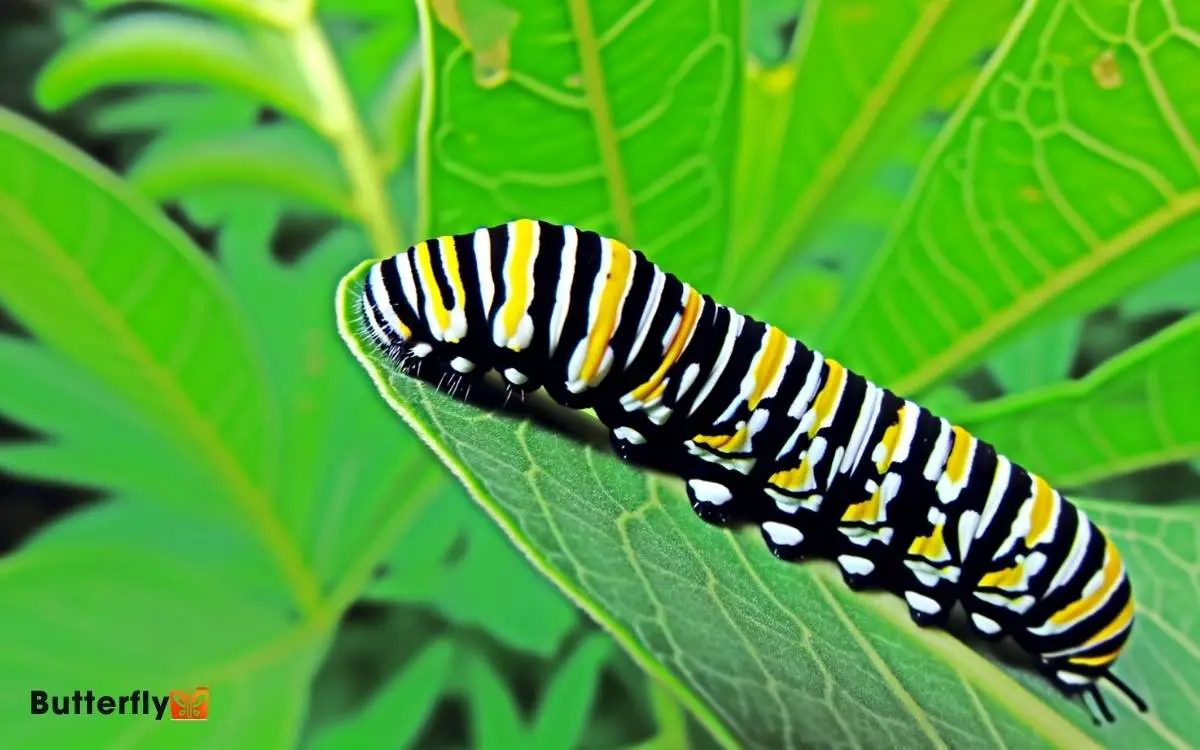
[354,218,1147,722]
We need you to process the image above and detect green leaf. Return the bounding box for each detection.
[82,0,295,28]
[87,89,252,136]
[319,0,416,22]
[0,335,163,446]
[957,313,1200,488]
[987,317,1083,394]
[0,108,332,609]
[464,654,527,750]
[0,336,219,505]
[209,206,431,599]
[729,57,799,258]
[722,0,1023,304]
[128,124,355,218]
[632,678,695,750]
[92,87,269,229]
[748,266,842,344]
[824,1,1200,395]
[367,482,579,657]
[1121,255,1200,318]
[309,639,456,750]
[1074,497,1200,746]
[529,634,613,749]
[370,45,424,174]
[335,14,419,108]
[49,3,410,255]
[0,109,445,748]
[35,13,313,125]
[338,262,1194,748]
[416,0,742,289]
[0,502,329,748]
[0,339,218,502]
[456,634,612,750]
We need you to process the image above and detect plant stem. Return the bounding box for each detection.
[283,12,405,256]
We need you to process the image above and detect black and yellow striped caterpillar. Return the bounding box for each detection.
[355,218,1147,722]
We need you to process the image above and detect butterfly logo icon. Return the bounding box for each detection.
[169,687,209,721]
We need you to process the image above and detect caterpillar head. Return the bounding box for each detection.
[359,257,481,378]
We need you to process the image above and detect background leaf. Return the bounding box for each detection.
[725,0,1024,306]
[0,107,324,607]
[1120,255,1200,318]
[309,638,456,750]
[824,0,1200,395]
[960,312,1200,488]
[417,0,742,288]
[986,317,1083,394]
[35,13,313,125]
[365,481,579,657]
[127,123,354,217]
[528,633,613,748]
[0,501,329,749]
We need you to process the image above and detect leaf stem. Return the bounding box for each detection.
[567,0,637,244]
[282,12,405,256]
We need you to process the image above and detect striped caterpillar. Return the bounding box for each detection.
[354,218,1147,722]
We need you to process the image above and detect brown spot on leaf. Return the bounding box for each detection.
[1092,49,1122,90]
[431,0,519,89]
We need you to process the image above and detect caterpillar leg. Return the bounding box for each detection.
[835,553,878,591]
[760,520,807,561]
[902,587,953,628]
[609,426,650,464]
[685,479,736,525]
[965,609,1007,641]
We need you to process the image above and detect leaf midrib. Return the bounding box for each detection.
[0,118,321,617]
[738,0,954,298]
[566,0,637,244]
[892,189,1200,394]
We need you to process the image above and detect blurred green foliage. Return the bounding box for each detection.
[0,1,1197,749]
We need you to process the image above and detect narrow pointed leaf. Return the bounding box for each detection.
[1120,256,1200,317]
[35,13,312,124]
[530,634,613,748]
[83,0,293,27]
[310,639,456,750]
[367,487,579,657]
[128,124,354,217]
[465,656,528,750]
[0,109,275,509]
